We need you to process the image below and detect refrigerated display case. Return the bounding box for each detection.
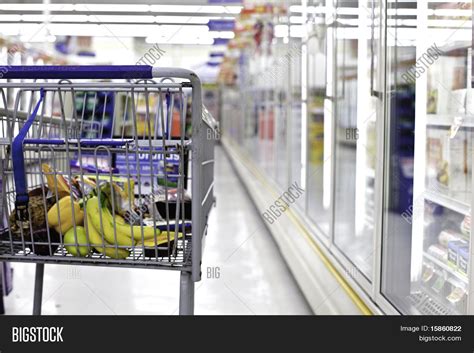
[381,0,473,315]
[220,0,474,315]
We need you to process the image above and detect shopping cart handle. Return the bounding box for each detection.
[0,65,153,80]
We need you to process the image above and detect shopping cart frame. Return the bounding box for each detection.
[0,65,216,315]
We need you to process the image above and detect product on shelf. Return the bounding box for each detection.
[447,239,469,268]
[438,229,464,247]
[431,274,446,294]
[448,89,466,114]
[421,265,435,283]
[426,129,447,188]
[427,244,448,261]
[458,246,469,275]
[446,286,466,305]
[449,130,471,193]
[427,89,438,114]
[426,127,472,194]
[460,214,470,236]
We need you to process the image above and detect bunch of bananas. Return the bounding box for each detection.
[39,163,181,260]
[84,196,168,259]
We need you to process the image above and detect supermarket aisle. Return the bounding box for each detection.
[3,147,311,315]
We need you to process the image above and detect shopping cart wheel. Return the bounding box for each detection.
[32,263,44,315]
[179,271,194,315]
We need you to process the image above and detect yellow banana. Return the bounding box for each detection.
[117,222,160,241]
[84,220,130,259]
[85,197,134,247]
[47,196,84,233]
[137,232,183,247]
[42,164,70,198]
[110,210,160,241]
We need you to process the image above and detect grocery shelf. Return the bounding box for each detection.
[407,291,455,315]
[423,252,468,285]
[424,189,471,216]
[427,114,474,128]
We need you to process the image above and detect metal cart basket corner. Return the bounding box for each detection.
[0,65,216,315]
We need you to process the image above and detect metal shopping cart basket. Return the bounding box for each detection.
[0,65,216,315]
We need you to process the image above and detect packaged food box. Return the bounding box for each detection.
[431,274,446,294]
[447,240,468,267]
[447,286,466,304]
[460,214,470,236]
[427,244,448,262]
[458,246,469,275]
[438,229,463,247]
[449,129,471,193]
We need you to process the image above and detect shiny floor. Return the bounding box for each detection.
[3,147,311,315]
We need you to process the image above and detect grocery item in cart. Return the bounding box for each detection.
[64,226,90,257]
[8,187,60,255]
[47,196,84,234]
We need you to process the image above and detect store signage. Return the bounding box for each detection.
[207,20,235,32]
[213,38,230,46]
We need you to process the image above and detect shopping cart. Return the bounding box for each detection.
[0,65,216,315]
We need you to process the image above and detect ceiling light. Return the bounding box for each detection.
[73,4,150,12]
[209,31,235,39]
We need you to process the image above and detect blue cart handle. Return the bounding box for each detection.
[0,65,153,80]
[12,89,46,220]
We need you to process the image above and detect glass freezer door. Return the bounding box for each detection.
[306,0,334,237]
[382,1,473,314]
[332,0,382,281]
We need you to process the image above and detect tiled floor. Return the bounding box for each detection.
[3,147,311,315]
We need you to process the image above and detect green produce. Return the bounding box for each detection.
[64,226,90,257]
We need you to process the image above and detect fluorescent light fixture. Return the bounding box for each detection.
[0,22,230,42]
[290,5,303,13]
[73,4,150,12]
[290,16,304,24]
[0,15,21,22]
[289,25,304,38]
[20,34,56,43]
[0,14,234,26]
[209,31,235,39]
[145,36,213,45]
[155,16,209,24]
[307,6,327,14]
[0,3,242,15]
[336,7,358,15]
[89,15,156,23]
[274,24,289,37]
[0,4,74,11]
[150,5,242,14]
